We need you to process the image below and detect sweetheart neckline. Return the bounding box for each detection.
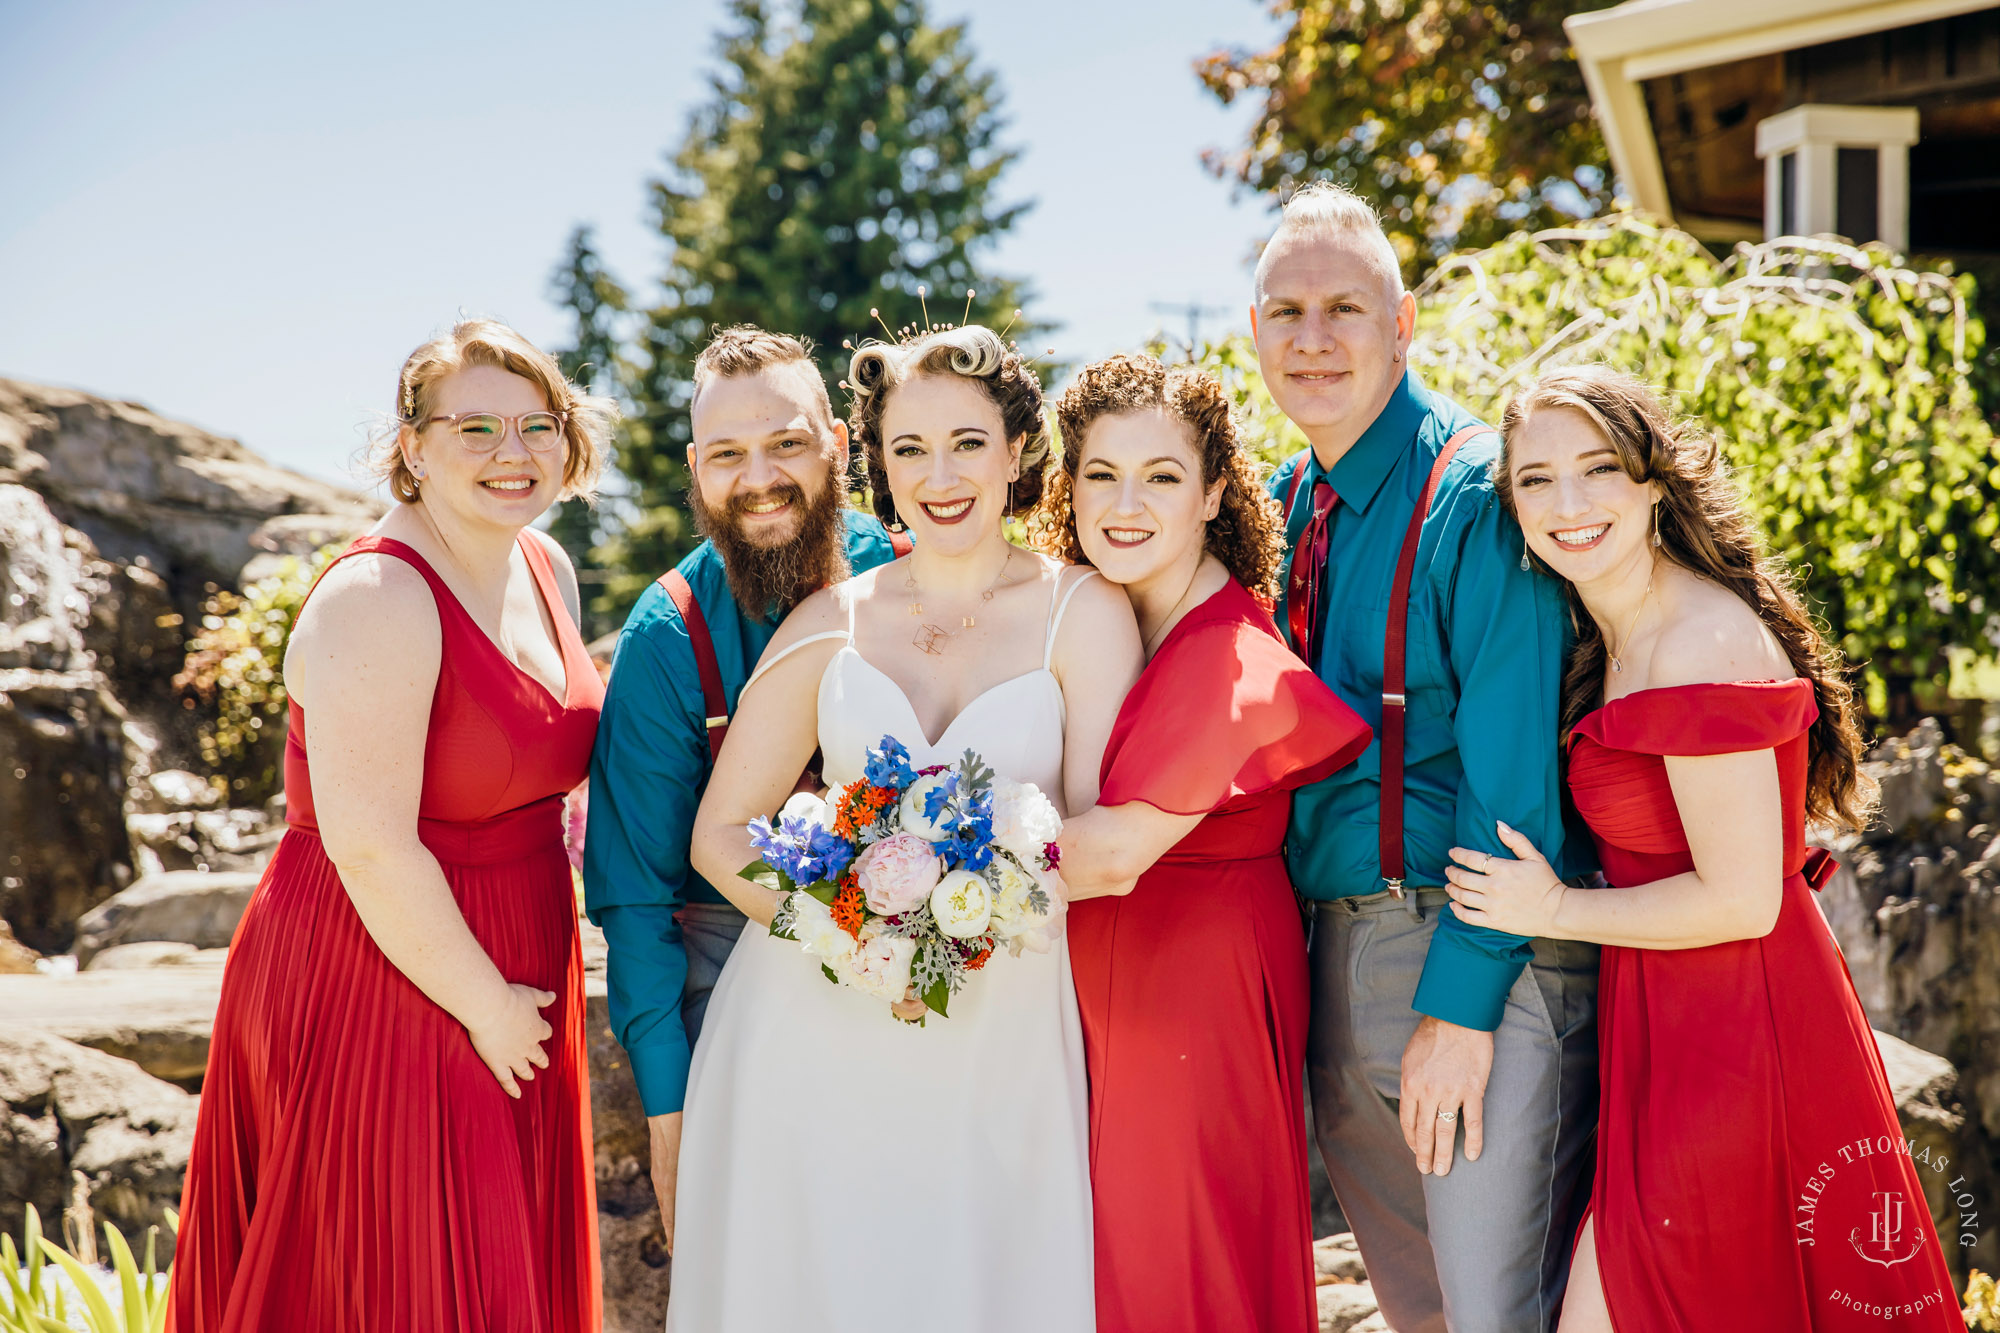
[832,646,1058,752]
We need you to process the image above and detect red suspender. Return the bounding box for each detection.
[1285,424,1494,896]
[658,569,730,762]
[657,527,910,764]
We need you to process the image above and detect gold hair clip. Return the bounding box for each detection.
[401,376,415,420]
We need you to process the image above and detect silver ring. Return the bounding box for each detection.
[1437,1109,1458,1123]
[1482,852,1494,870]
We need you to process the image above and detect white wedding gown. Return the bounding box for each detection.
[664,568,1098,1333]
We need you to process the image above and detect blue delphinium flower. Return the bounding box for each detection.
[748,814,854,886]
[863,735,917,790]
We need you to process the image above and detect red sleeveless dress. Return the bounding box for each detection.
[1570,680,1960,1331]
[168,535,604,1333]
[1069,579,1372,1333]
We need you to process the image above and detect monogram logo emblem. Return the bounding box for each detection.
[1850,1190,1925,1268]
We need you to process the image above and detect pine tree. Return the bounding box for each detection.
[544,223,631,640]
[598,0,1038,614]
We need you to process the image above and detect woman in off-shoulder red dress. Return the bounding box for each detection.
[1446,366,1959,1332]
[1039,355,1371,1333]
[169,322,611,1333]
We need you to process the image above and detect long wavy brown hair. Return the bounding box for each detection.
[1030,353,1286,599]
[1497,365,1876,831]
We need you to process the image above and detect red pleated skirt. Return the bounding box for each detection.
[167,800,600,1333]
[1069,850,1317,1333]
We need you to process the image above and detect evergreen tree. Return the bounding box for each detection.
[599,0,1037,613]
[1198,0,1623,278]
[544,223,630,639]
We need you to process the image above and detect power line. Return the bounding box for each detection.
[1149,299,1234,361]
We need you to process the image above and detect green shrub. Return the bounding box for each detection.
[173,544,340,802]
[1186,214,1999,712]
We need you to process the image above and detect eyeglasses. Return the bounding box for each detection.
[422,411,568,454]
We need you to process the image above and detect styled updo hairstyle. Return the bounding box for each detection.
[1496,364,1876,831]
[365,318,617,505]
[847,325,1049,531]
[1032,353,1288,599]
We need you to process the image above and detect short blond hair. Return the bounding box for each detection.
[1255,180,1405,299]
[367,318,615,504]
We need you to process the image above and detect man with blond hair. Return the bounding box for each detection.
[584,326,905,1252]
[1255,182,1600,1332]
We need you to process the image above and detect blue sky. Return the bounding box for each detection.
[0,0,1284,487]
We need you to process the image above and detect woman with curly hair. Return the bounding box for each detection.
[1447,365,1959,1332]
[1039,354,1371,1333]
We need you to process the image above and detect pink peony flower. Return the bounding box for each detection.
[854,833,943,915]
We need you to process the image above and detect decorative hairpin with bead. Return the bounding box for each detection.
[833,286,1054,394]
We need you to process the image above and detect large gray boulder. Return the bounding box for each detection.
[72,870,259,966]
[0,965,226,1087]
[0,1030,195,1262]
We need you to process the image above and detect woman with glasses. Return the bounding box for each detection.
[168,320,613,1333]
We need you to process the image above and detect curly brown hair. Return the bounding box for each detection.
[1030,353,1287,599]
[846,326,1049,530]
[1497,364,1877,831]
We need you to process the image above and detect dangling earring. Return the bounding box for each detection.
[1519,542,1531,572]
[1652,505,1663,548]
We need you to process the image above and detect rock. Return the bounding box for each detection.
[72,869,258,966]
[0,965,226,1087]
[1314,1230,1368,1284]
[128,807,281,876]
[587,976,672,1332]
[129,768,220,815]
[0,918,40,974]
[84,941,206,971]
[0,378,379,590]
[1316,1278,1383,1333]
[0,1029,195,1262]
[1817,722,2000,1281]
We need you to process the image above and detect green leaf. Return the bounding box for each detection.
[36,1240,120,1333]
[820,963,841,985]
[737,862,794,896]
[921,976,950,1017]
[99,1221,143,1333]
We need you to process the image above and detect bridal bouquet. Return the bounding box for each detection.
[743,734,1067,1019]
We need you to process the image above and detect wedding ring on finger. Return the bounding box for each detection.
[1436,1109,1459,1123]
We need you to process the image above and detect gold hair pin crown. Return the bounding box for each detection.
[835,287,1051,391]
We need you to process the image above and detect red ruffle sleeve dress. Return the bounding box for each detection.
[1069,577,1372,1333]
[1568,680,1960,1331]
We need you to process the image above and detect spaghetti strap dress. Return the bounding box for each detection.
[1068,578,1372,1333]
[167,534,604,1333]
[1569,679,1960,1331]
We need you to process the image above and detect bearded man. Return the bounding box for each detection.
[584,325,904,1250]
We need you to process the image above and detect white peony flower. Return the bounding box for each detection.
[897,772,957,842]
[1011,862,1068,955]
[779,789,833,832]
[929,869,992,938]
[990,778,1062,863]
[788,891,856,963]
[985,854,1039,939]
[839,929,917,1001]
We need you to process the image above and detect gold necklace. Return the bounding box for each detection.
[1142,558,1206,657]
[1607,576,1654,674]
[905,548,1015,656]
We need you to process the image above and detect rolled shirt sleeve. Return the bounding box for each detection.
[1411,471,1573,1031]
[583,601,707,1116]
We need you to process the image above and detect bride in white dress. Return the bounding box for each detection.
[674,326,1143,1332]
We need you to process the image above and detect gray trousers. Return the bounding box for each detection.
[678,901,749,1049]
[1306,890,1599,1333]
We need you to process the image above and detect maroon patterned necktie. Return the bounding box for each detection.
[1287,479,1338,671]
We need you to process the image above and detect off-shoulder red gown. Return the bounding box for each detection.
[168,535,604,1333]
[1568,680,1959,1331]
[1070,578,1372,1333]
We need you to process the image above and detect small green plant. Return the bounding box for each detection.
[0,1204,175,1333]
[1966,1269,2000,1332]
[174,543,340,801]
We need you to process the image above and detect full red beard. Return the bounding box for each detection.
[691,471,850,622]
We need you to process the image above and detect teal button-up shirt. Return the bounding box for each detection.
[1270,371,1591,1032]
[584,510,902,1115]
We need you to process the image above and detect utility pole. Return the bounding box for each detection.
[1148,299,1233,362]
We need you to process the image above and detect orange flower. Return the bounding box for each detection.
[830,880,866,940]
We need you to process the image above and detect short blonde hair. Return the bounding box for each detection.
[1255,180,1405,299]
[366,318,616,504]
